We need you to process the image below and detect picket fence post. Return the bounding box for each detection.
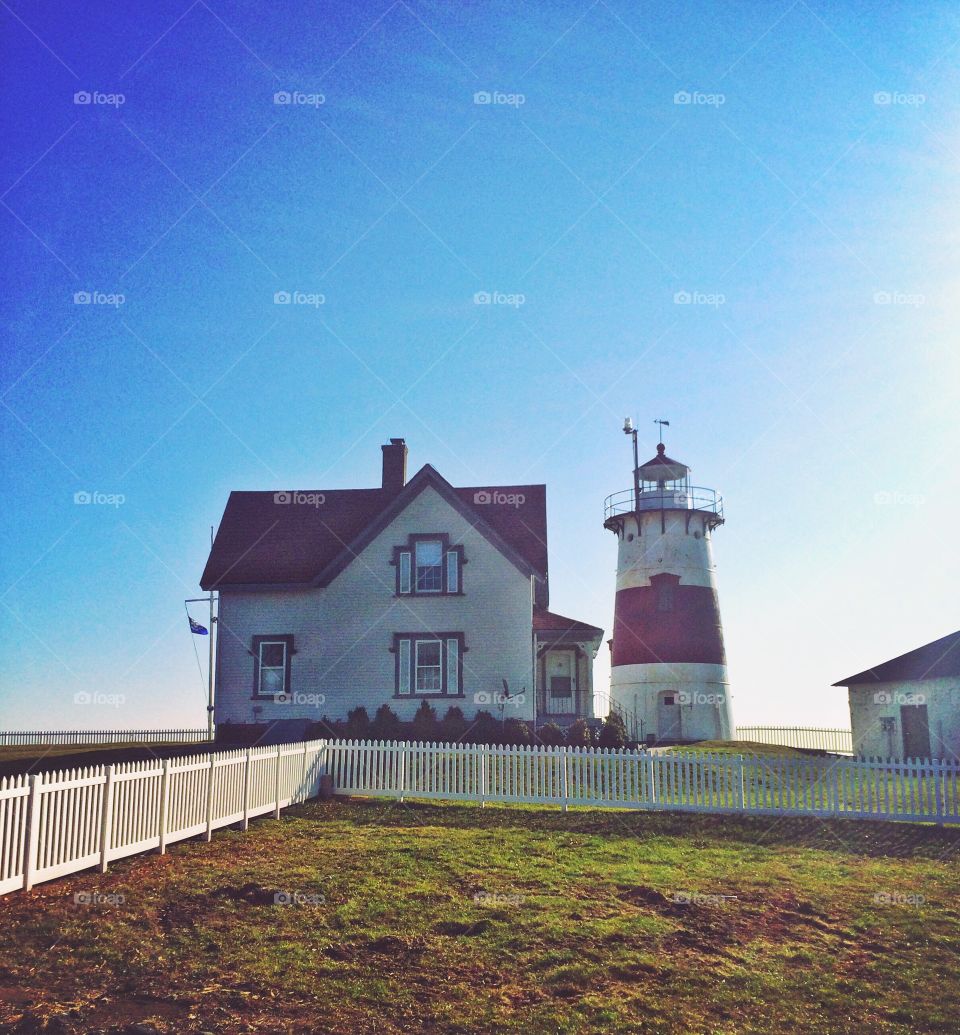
[205,755,216,841]
[158,759,171,854]
[561,748,569,813]
[99,766,115,872]
[273,744,283,819]
[646,753,657,806]
[480,745,487,807]
[22,774,41,891]
[399,742,408,802]
[241,749,252,830]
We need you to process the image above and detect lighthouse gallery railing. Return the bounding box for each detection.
[604,486,723,523]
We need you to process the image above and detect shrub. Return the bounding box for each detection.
[501,718,533,745]
[439,705,468,743]
[370,704,401,741]
[411,700,439,741]
[566,719,593,748]
[345,706,371,739]
[468,710,500,745]
[598,711,627,748]
[537,722,566,747]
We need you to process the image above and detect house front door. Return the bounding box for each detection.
[545,651,576,715]
[900,704,931,760]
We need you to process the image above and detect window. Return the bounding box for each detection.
[394,534,464,596]
[252,635,294,697]
[415,540,443,593]
[415,639,442,690]
[394,633,464,696]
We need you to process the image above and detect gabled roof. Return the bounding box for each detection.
[200,464,547,591]
[833,630,960,686]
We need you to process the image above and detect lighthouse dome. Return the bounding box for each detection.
[638,443,689,483]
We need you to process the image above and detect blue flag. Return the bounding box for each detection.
[189,617,209,636]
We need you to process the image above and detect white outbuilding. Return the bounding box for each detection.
[833,630,960,761]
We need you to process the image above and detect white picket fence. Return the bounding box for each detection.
[0,740,324,896]
[325,740,960,825]
[1,739,958,897]
[735,726,854,754]
[0,729,212,746]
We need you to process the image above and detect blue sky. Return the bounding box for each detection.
[1,0,958,730]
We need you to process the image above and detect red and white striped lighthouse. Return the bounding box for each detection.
[603,421,734,743]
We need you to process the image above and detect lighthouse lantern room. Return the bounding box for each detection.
[603,420,734,744]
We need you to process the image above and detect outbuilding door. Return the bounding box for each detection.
[900,704,931,760]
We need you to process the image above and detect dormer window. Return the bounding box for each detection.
[394,534,464,596]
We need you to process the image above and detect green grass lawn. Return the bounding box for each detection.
[0,800,957,1034]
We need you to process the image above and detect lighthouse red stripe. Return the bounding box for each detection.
[611,583,725,666]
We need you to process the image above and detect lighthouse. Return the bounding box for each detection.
[603,421,734,743]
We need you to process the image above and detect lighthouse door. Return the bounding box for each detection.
[657,692,681,740]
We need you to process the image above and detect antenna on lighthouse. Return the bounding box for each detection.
[653,418,670,444]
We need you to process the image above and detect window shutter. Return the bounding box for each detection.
[445,638,459,694]
[398,551,411,594]
[398,638,411,694]
[446,551,459,593]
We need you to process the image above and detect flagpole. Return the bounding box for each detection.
[208,526,215,741]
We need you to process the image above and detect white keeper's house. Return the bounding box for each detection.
[200,439,603,740]
[834,629,960,762]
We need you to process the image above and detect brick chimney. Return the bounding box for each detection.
[381,438,408,493]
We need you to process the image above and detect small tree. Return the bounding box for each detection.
[411,700,439,741]
[345,706,371,739]
[598,711,627,748]
[371,704,401,741]
[439,705,467,743]
[566,718,593,748]
[537,722,565,747]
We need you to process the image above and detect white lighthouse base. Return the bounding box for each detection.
[610,663,734,744]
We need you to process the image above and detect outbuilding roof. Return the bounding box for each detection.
[833,629,960,686]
